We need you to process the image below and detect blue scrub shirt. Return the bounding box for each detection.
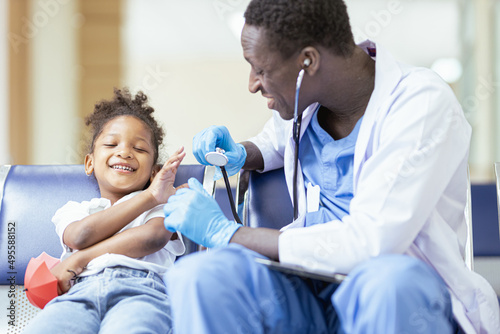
[299,108,363,227]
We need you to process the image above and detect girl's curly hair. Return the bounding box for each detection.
[85,88,164,163]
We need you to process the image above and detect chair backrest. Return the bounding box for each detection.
[243,168,293,229]
[0,164,207,285]
[495,163,500,241]
[470,183,500,257]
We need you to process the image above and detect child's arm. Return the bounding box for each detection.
[63,147,186,250]
[52,216,174,294]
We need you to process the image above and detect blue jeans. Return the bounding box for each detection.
[23,267,173,334]
[165,244,456,334]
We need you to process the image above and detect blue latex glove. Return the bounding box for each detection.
[164,178,241,248]
[192,125,247,180]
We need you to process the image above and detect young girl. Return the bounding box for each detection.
[23,88,185,333]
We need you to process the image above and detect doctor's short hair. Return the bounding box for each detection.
[244,0,355,59]
[85,87,165,164]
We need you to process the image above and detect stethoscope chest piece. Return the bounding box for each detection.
[205,149,229,167]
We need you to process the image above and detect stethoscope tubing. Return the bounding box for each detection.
[293,69,306,220]
[217,67,305,224]
[220,166,243,225]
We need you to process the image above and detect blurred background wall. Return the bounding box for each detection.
[1,0,499,182]
[1,0,8,164]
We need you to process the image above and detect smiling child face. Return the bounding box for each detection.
[85,115,156,203]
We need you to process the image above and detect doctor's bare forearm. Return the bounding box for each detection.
[229,226,281,260]
[241,141,264,171]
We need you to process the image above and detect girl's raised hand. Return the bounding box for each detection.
[147,146,186,205]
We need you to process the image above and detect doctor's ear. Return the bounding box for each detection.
[299,46,320,74]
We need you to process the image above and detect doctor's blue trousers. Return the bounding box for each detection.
[165,244,457,334]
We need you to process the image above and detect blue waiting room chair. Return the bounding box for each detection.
[0,164,213,333]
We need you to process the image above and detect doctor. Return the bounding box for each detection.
[164,0,500,333]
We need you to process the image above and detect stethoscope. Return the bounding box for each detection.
[292,58,310,220]
[205,58,310,224]
[205,148,243,225]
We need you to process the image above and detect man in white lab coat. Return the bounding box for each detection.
[163,0,500,333]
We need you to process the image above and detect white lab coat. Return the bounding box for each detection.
[248,41,500,333]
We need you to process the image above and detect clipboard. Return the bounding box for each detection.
[254,258,347,284]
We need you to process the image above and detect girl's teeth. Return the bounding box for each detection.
[113,165,133,171]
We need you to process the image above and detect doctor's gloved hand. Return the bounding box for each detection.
[163,178,241,248]
[192,125,247,180]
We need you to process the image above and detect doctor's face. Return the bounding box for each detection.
[241,24,300,120]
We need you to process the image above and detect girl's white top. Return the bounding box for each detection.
[52,190,185,276]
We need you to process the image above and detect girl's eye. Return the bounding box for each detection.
[135,147,148,153]
[104,144,116,147]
